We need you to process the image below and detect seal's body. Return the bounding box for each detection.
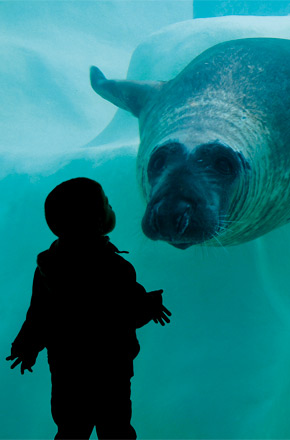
[90,38,290,248]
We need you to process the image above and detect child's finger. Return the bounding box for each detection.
[161,312,170,323]
[11,358,21,369]
[162,306,172,316]
[6,355,17,361]
[21,363,33,375]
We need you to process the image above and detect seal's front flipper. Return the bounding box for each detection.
[90,66,165,118]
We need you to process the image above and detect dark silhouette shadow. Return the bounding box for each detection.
[6,177,171,440]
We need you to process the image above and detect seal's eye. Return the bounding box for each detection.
[150,154,166,171]
[213,157,234,175]
[147,142,184,183]
[148,150,167,182]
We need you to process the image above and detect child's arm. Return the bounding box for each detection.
[6,268,47,374]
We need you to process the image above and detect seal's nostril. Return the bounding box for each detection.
[176,210,190,235]
[177,203,192,235]
[152,207,159,232]
[151,200,193,237]
[151,201,163,233]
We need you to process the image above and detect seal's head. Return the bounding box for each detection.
[141,140,247,249]
[90,38,290,247]
[89,65,250,248]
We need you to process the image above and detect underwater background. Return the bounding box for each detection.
[1,1,290,438]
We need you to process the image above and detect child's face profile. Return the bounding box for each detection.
[100,189,116,235]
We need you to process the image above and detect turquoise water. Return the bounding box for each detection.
[1,2,290,439]
[194,0,290,18]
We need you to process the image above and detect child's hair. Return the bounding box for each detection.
[45,177,107,237]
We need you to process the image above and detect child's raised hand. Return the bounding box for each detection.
[148,289,172,326]
[153,305,172,326]
[6,354,34,375]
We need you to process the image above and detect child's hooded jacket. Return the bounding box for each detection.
[11,236,156,375]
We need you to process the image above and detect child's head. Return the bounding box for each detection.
[44,178,116,238]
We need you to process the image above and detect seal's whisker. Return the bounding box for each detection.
[212,234,229,254]
[219,226,233,233]
[221,220,246,226]
[222,219,244,223]
[199,236,209,259]
[201,242,210,259]
[219,217,245,224]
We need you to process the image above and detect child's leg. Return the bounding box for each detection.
[50,365,95,440]
[54,423,94,440]
[95,375,137,440]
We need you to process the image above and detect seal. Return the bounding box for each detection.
[90,38,290,249]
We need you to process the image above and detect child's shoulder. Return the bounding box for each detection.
[36,240,60,276]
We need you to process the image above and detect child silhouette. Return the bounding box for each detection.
[6,177,171,440]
